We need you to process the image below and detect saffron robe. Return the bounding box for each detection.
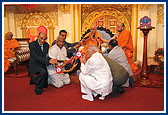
[4,39,20,72]
[117,30,138,73]
[80,32,103,53]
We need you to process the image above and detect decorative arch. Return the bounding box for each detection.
[21,10,54,45]
[82,8,130,35]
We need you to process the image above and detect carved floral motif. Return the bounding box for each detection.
[81,4,132,33]
[81,4,132,25]
[14,4,58,27]
[157,4,164,24]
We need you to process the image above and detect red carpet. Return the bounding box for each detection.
[4,65,164,111]
[5,63,29,78]
[134,73,164,88]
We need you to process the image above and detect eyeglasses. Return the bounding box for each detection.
[61,34,66,37]
[40,37,47,41]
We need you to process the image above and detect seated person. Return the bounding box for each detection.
[52,30,80,58]
[29,32,57,95]
[4,32,20,73]
[108,39,133,88]
[80,25,104,53]
[47,36,70,88]
[79,44,113,101]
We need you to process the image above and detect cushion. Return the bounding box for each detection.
[8,57,16,63]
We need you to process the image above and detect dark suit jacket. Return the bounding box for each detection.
[29,39,50,74]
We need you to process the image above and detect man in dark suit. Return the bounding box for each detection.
[29,32,57,95]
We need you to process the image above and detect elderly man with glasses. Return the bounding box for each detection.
[29,32,57,95]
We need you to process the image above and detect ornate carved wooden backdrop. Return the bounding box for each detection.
[14,4,58,44]
[91,15,120,34]
[81,4,132,34]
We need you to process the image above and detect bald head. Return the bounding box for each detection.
[87,44,98,52]
[116,22,125,32]
[118,22,125,27]
[6,32,13,40]
[38,32,47,45]
[56,36,65,48]
[90,25,97,35]
[86,44,98,59]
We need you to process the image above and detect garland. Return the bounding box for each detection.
[153,48,164,75]
[56,51,83,74]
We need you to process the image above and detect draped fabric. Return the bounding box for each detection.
[4,39,20,72]
[80,32,103,53]
[117,30,138,73]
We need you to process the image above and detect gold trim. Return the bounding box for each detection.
[82,8,130,35]
[14,14,17,37]
[77,4,81,41]
[73,4,76,43]
[131,4,138,61]
[21,10,54,44]
[48,27,55,46]
[7,9,10,32]
[148,56,163,59]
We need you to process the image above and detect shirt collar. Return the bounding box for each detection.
[38,40,43,47]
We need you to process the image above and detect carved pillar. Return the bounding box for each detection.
[137,26,155,86]
[21,27,27,38]
[48,26,55,46]
[131,4,138,61]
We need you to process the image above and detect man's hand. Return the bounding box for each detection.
[49,59,58,65]
[120,46,127,50]
[80,54,86,64]
[61,60,69,67]
[111,34,118,40]
[74,43,81,49]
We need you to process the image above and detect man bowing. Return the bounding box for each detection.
[79,44,113,101]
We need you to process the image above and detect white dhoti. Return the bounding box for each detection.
[47,45,70,88]
[79,73,103,95]
[47,65,70,88]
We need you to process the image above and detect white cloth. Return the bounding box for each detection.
[79,52,113,101]
[108,46,133,87]
[48,44,68,61]
[47,45,70,88]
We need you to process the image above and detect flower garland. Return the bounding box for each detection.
[153,48,164,75]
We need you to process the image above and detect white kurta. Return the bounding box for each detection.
[108,46,133,87]
[47,45,70,88]
[79,52,113,98]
